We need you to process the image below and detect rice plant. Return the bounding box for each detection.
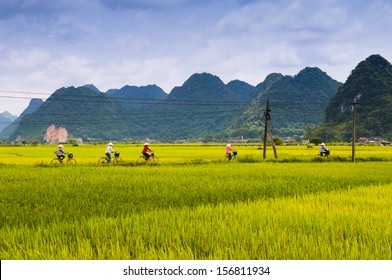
[1,144,392,259]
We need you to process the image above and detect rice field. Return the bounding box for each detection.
[1,144,392,259]
[1,143,392,165]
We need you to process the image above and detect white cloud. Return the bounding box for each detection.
[7,49,52,68]
[95,56,180,92]
[2,0,392,115]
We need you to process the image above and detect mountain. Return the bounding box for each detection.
[167,73,241,101]
[0,99,43,139]
[105,88,119,95]
[226,80,256,101]
[6,68,342,142]
[82,84,102,93]
[228,68,342,137]
[318,54,392,141]
[109,84,167,110]
[9,87,123,141]
[0,111,17,133]
[156,73,253,140]
[109,84,167,99]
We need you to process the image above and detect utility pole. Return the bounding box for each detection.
[262,100,269,159]
[263,99,278,159]
[351,100,359,162]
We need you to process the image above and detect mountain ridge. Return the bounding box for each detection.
[8,54,391,143]
[0,111,18,133]
[0,99,44,139]
[228,67,342,137]
[306,54,392,141]
[3,69,342,142]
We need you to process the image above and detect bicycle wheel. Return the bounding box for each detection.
[98,157,109,165]
[221,155,229,161]
[113,157,122,163]
[137,156,146,163]
[151,156,159,162]
[50,158,62,166]
[67,159,77,165]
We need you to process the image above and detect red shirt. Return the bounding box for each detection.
[142,146,152,153]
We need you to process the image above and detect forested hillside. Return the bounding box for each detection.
[4,67,348,142]
[0,99,43,139]
[10,87,124,140]
[228,68,341,137]
[0,112,17,132]
[306,54,392,141]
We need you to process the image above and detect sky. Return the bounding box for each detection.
[1,0,392,115]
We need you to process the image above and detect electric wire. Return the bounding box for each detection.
[0,88,359,127]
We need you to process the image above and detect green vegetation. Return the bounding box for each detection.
[4,68,342,142]
[308,54,392,141]
[5,55,392,143]
[10,87,124,141]
[1,144,392,259]
[7,74,253,142]
[229,67,341,137]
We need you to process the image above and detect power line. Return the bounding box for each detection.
[0,95,45,100]
[0,90,51,98]
[0,93,350,107]
[0,88,346,105]
[0,93,251,105]
[0,108,247,125]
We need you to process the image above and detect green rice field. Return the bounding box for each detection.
[1,144,392,259]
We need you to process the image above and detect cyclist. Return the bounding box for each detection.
[142,143,153,160]
[226,143,234,160]
[105,142,116,163]
[54,144,67,161]
[319,143,330,157]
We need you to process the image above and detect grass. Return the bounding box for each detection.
[2,183,391,259]
[1,144,392,259]
[2,143,392,165]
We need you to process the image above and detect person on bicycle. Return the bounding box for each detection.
[54,144,67,161]
[105,142,116,163]
[226,143,234,160]
[319,143,330,157]
[142,143,153,160]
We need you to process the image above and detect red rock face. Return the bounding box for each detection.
[44,124,68,143]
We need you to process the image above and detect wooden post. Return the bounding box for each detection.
[263,100,270,159]
[269,124,278,159]
[351,101,359,162]
[262,100,278,159]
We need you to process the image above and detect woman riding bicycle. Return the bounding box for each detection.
[54,144,67,161]
[105,142,116,163]
[142,143,153,160]
[318,143,330,157]
[226,143,234,160]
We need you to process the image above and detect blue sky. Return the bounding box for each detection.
[1,0,392,115]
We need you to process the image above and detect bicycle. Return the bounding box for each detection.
[222,150,238,161]
[98,152,122,165]
[137,152,159,163]
[50,153,77,165]
[318,148,330,157]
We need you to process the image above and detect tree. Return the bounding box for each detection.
[273,137,284,146]
[69,138,77,145]
[309,137,323,145]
